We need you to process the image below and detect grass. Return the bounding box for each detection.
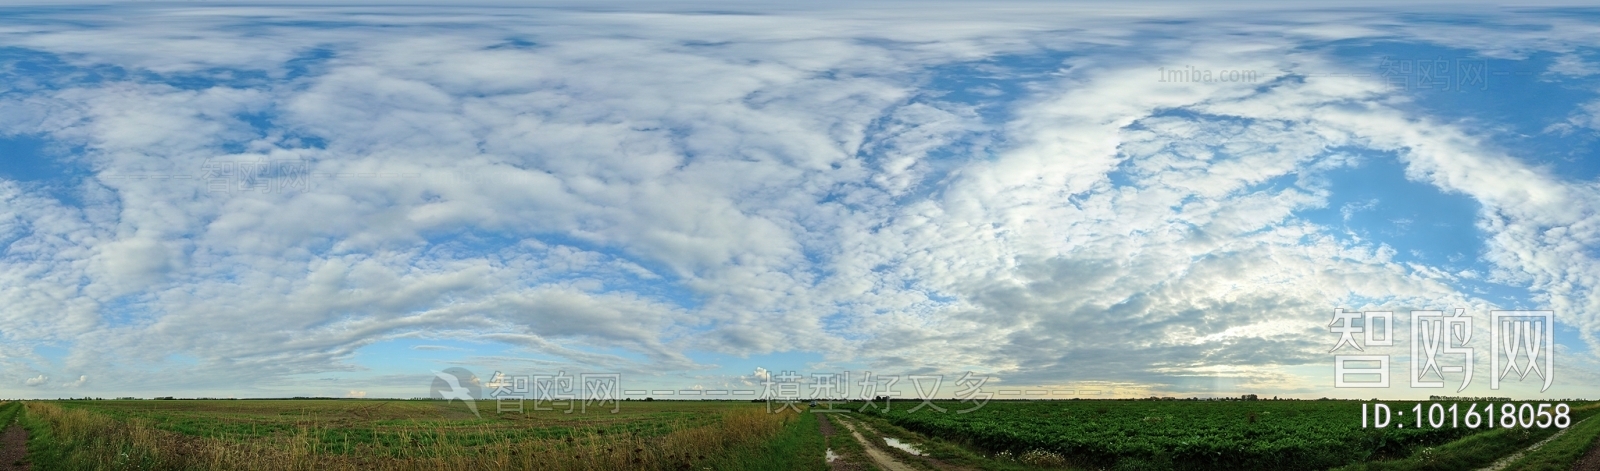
[704,406,828,470]
[841,400,1600,471]
[17,399,817,470]
[867,400,1502,470]
[50,399,724,451]
[816,412,877,470]
[840,411,1058,471]
[0,401,26,470]
[1330,402,1600,471]
[17,398,1599,470]
[0,401,19,426]
[837,415,944,470]
[857,399,1600,471]
[1497,409,1600,471]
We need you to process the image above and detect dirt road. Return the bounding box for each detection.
[1474,415,1590,471]
[1572,437,1600,471]
[835,418,918,471]
[0,404,27,471]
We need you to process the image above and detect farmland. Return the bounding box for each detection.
[6,398,1600,470]
[15,399,824,470]
[855,399,1600,471]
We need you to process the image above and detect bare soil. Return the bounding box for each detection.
[0,424,29,471]
[837,418,918,471]
[853,420,975,471]
[818,414,868,471]
[1572,438,1600,471]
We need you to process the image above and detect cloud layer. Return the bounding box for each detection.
[1,3,1598,398]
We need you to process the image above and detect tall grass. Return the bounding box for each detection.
[704,407,826,470]
[21,401,806,470]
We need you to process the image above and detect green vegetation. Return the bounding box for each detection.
[841,411,1056,470]
[17,399,816,470]
[1495,408,1600,471]
[0,401,19,425]
[1329,402,1600,471]
[861,399,1600,471]
[12,398,1599,470]
[49,399,724,452]
[815,413,877,470]
[706,406,828,470]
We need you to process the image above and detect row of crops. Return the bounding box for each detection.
[861,400,1587,470]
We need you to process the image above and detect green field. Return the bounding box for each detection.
[16,399,822,470]
[54,399,726,453]
[8,398,1600,470]
[858,399,1600,471]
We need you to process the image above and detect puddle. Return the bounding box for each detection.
[882,437,923,456]
[826,448,839,462]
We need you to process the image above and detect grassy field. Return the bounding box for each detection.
[18,399,821,470]
[11,398,1600,470]
[49,399,729,453]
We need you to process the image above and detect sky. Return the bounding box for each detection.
[1,1,1599,401]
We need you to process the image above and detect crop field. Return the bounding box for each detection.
[52,399,725,452]
[15,399,824,471]
[8,398,1600,470]
[856,399,1600,471]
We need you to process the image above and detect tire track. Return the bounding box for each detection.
[835,417,917,471]
[818,413,869,471]
[1474,416,1589,471]
[0,402,28,471]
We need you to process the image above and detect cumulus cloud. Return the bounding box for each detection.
[752,367,770,383]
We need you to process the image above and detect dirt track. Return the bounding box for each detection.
[0,423,28,471]
[835,418,917,471]
[1572,437,1600,471]
[818,414,870,471]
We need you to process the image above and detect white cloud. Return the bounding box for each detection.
[1548,53,1600,77]
[0,3,1596,398]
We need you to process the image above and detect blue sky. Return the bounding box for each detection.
[1,1,1599,401]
